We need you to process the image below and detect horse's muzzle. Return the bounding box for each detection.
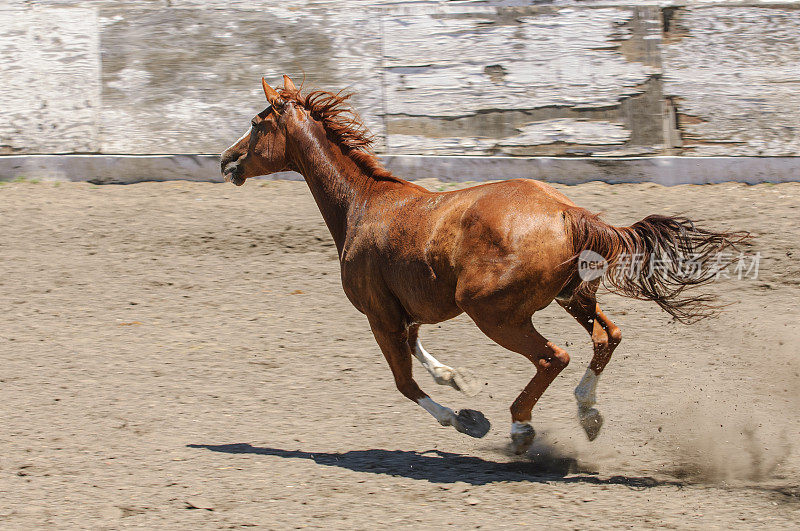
[221,159,246,186]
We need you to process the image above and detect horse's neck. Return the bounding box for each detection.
[288,127,388,254]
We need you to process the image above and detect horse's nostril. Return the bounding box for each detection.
[221,155,239,175]
[220,151,239,171]
[223,164,238,177]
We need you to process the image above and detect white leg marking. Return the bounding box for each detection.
[414,338,455,384]
[574,368,604,440]
[417,397,457,427]
[413,338,482,397]
[574,367,600,412]
[510,421,536,454]
[511,421,533,435]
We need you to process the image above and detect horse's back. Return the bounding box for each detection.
[448,179,575,255]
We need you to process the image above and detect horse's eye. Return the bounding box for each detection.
[251,120,258,128]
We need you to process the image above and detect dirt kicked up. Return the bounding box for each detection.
[1,179,799,529]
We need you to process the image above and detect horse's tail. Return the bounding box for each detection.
[564,208,749,323]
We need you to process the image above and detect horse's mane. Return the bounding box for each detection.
[278,86,402,183]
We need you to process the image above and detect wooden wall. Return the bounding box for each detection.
[1,1,798,156]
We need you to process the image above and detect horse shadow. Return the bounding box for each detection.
[186,442,679,489]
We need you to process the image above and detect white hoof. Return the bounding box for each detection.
[578,407,604,441]
[431,366,455,386]
[450,367,482,397]
[432,366,482,397]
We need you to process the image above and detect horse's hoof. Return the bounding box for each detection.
[451,367,482,397]
[453,409,490,438]
[579,408,604,441]
[511,423,536,455]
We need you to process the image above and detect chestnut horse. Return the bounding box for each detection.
[220,76,744,454]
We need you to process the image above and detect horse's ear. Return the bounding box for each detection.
[262,77,281,105]
[283,74,297,93]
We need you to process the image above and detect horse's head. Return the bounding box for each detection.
[220,76,300,186]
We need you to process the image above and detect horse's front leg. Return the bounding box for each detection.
[369,319,490,439]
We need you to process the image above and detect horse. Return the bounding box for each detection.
[220,75,746,454]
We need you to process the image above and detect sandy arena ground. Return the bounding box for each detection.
[1,178,799,529]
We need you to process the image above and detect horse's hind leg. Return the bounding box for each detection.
[406,325,482,397]
[465,312,570,455]
[370,320,490,439]
[557,298,622,441]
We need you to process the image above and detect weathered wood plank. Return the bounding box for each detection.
[98,7,382,153]
[0,7,100,154]
[388,119,631,155]
[2,1,164,6]
[169,0,437,7]
[383,8,653,114]
[662,6,800,155]
[381,5,665,155]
